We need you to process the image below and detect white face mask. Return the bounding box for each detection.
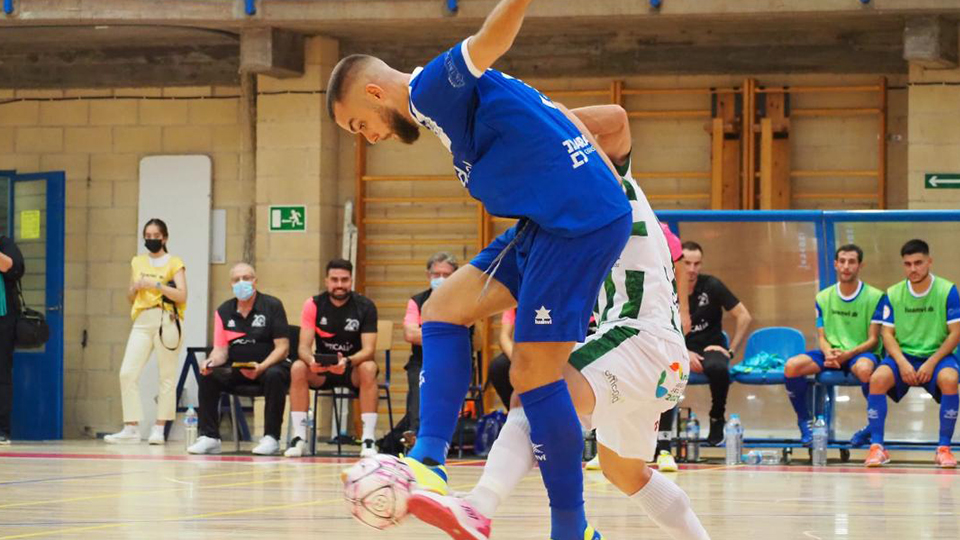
[430,277,446,290]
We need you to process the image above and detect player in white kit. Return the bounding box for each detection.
[406,105,710,540]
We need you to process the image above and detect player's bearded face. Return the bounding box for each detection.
[381,105,420,144]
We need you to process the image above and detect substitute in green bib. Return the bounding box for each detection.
[865,239,960,469]
[783,244,884,446]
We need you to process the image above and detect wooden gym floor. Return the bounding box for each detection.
[0,442,958,539]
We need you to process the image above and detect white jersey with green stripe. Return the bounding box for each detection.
[593,160,686,348]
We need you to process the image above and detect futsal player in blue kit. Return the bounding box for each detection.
[326,1,631,538]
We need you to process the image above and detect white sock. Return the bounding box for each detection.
[631,470,710,540]
[361,413,378,442]
[291,412,307,441]
[466,408,536,517]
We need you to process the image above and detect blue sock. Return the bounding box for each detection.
[784,376,810,424]
[520,380,587,540]
[939,394,959,447]
[408,322,471,467]
[867,394,887,446]
[860,381,869,400]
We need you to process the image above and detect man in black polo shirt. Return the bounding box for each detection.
[402,252,460,443]
[682,241,753,445]
[189,263,290,455]
[285,259,379,457]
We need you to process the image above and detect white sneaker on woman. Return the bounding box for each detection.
[187,436,222,455]
[252,435,279,455]
[104,425,141,445]
[147,425,165,445]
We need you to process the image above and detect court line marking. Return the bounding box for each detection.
[0,471,143,487]
[0,476,481,540]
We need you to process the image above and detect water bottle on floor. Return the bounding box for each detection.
[184,406,198,449]
[685,412,700,462]
[812,416,828,467]
[724,414,742,465]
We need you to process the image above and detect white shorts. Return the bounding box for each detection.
[570,326,688,461]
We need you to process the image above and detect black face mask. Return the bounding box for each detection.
[145,239,164,254]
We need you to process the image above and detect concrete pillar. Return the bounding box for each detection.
[254,36,340,317]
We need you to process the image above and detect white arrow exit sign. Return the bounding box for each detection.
[925,173,960,189]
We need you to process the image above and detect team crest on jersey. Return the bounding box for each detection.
[320,317,327,326]
[252,314,266,328]
[344,319,360,331]
[227,319,236,328]
[698,292,709,307]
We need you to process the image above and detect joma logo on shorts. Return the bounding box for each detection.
[604,370,621,404]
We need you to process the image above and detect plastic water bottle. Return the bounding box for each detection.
[724,414,742,465]
[184,406,198,448]
[306,409,315,442]
[744,449,781,465]
[812,416,828,467]
[685,413,700,462]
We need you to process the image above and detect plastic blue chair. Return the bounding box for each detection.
[731,327,806,385]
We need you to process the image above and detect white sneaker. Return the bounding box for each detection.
[360,439,377,458]
[252,435,279,455]
[148,425,165,445]
[585,454,601,470]
[104,426,141,445]
[284,437,308,458]
[187,436,222,455]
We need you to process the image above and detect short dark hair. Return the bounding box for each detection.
[326,54,373,121]
[835,244,863,263]
[681,241,703,254]
[901,239,930,257]
[326,258,354,274]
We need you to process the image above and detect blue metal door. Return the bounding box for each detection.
[10,172,65,440]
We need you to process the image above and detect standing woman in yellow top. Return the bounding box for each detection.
[104,218,187,445]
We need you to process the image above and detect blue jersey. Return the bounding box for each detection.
[408,40,630,238]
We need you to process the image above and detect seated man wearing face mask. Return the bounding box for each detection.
[402,252,461,444]
[189,262,291,455]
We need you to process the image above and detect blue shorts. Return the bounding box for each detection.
[806,350,879,376]
[879,353,960,403]
[470,214,631,343]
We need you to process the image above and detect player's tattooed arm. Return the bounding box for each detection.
[570,105,632,167]
[467,0,535,73]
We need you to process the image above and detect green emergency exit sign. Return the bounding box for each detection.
[269,205,306,232]
[925,173,960,189]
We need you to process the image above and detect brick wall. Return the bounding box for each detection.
[0,86,247,437]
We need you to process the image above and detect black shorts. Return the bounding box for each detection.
[311,362,379,394]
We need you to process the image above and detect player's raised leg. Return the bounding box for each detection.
[408,261,517,492]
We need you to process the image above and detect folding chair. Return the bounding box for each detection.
[455,349,486,458]
[223,324,301,452]
[310,320,396,456]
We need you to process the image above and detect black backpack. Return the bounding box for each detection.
[15,280,49,349]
